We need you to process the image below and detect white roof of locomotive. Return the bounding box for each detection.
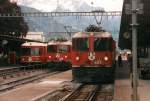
[95,32,112,38]
[47,41,60,45]
[60,41,72,45]
[73,32,112,38]
[73,32,88,38]
[21,42,47,47]
[48,40,72,45]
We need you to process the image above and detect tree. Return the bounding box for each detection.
[0,0,28,37]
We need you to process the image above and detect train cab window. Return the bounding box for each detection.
[31,48,40,56]
[47,45,56,52]
[94,38,112,51]
[21,48,31,55]
[73,38,89,51]
[58,45,69,53]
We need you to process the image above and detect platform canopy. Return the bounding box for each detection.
[119,0,150,49]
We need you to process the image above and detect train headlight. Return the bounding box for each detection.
[48,56,51,59]
[76,56,80,61]
[22,58,25,61]
[65,55,67,58]
[104,56,108,61]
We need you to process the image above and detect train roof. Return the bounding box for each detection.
[48,41,58,45]
[73,32,88,38]
[48,40,72,45]
[21,42,47,47]
[60,41,72,45]
[95,32,112,38]
[73,32,112,38]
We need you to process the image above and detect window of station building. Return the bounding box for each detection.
[94,38,112,51]
[31,48,40,56]
[47,45,56,52]
[58,45,69,53]
[138,47,150,58]
[72,38,89,51]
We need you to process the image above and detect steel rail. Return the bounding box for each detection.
[59,84,85,101]
[0,71,60,93]
[59,84,99,101]
[0,64,46,78]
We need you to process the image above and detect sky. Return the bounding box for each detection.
[85,0,123,11]
[17,0,123,11]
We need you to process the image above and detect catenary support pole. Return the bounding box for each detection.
[131,0,138,101]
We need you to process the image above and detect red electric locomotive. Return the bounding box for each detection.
[47,41,58,65]
[71,31,116,83]
[58,41,72,68]
[47,40,72,70]
[20,42,47,65]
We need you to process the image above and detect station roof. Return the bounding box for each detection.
[0,34,45,43]
[119,0,150,49]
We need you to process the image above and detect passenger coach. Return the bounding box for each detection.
[20,42,47,65]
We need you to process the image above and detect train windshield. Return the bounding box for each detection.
[47,45,56,52]
[21,48,40,56]
[73,38,89,51]
[21,48,31,55]
[94,38,112,51]
[58,45,69,53]
[31,48,40,55]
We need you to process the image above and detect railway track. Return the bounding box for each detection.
[60,84,114,101]
[0,64,46,79]
[0,70,60,93]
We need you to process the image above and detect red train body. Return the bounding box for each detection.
[47,41,72,69]
[20,42,47,65]
[71,32,116,83]
[20,31,116,82]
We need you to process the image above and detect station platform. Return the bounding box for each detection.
[114,61,150,101]
[0,70,72,101]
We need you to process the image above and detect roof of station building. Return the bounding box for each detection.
[119,0,150,49]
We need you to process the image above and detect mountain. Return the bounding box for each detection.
[52,2,120,41]
[20,1,121,42]
[20,6,79,41]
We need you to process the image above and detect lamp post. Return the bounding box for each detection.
[131,0,139,101]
